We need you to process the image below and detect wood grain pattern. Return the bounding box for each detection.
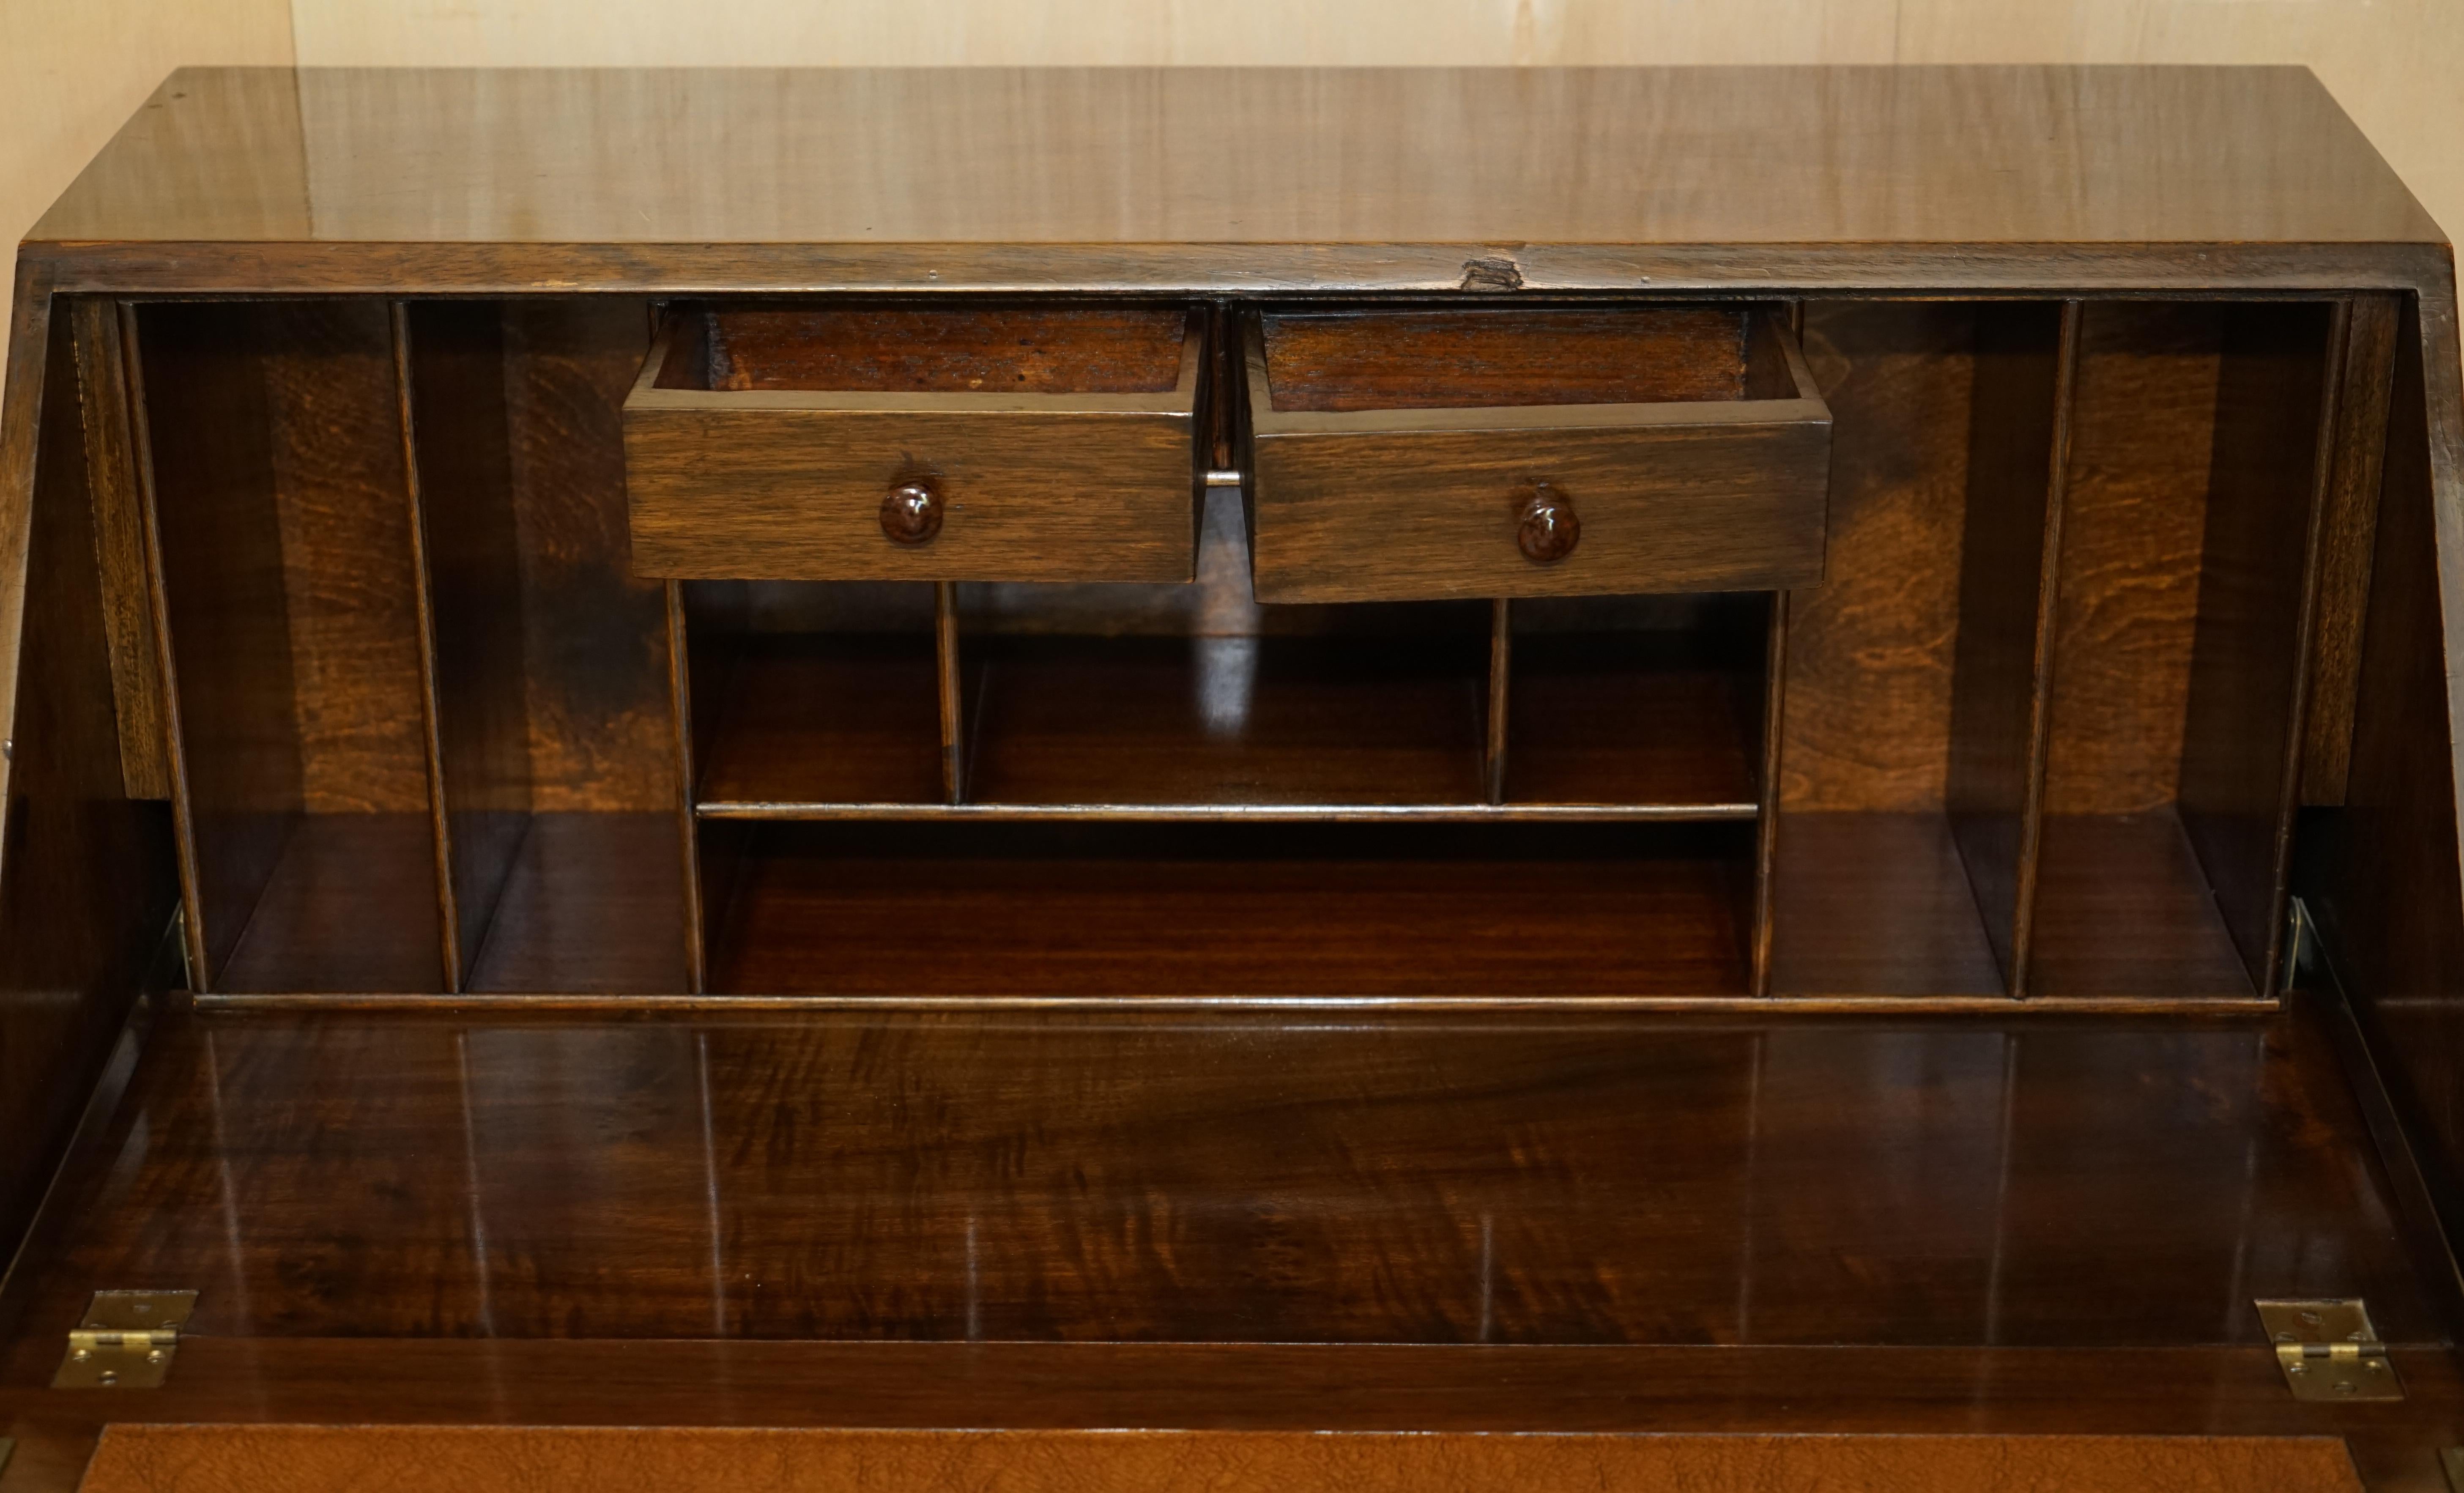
[1767,813,2002,997]
[70,1425,2368,1493]
[2300,295,2464,1199]
[3,1341,2459,1488]
[2041,302,2221,816]
[1946,301,2076,995]
[463,812,690,994]
[682,304,1188,394]
[129,301,304,987]
[624,306,1203,583]
[2029,811,2255,999]
[1244,310,1832,603]
[0,303,177,1279]
[261,302,431,817]
[213,814,443,993]
[2301,293,2402,805]
[5,1005,2429,1347]
[402,299,528,992]
[66,296,170,802]
[1777,301,1975,813]
[2177,301,2337,994]
[710,822,1754,997]
[501,299,675,814]
[1259,305,1757,412]
[31,68,2440,253]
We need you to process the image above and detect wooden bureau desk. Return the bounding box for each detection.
[1,64,2463,1489]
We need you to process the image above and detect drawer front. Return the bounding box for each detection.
[623,307,1206,582]
[1242,309,1832,603]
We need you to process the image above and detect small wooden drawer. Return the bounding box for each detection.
[1240,304,1832,603]
[623,303,1207,581]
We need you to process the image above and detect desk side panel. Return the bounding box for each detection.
[0,288,178,1267]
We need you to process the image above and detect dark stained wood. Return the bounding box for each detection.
[1946,301,2078,997]
[400,299,690,994]
[1243,309,1832,604]
[2178,301,2338,993]
[7,71,2464,1482]
[2302,295,2402,805]
[131,301,443,994]
[936,581,963,803]
[29,68,2442,260]
[1259,305,1755,413]
[1777,301,1975,814]
[499,299,674,815]
[1483,598,1509,804]
[964,633,1486,810]
[215,815,443,994]
[665,581,706,993]
[1767,813,2002,998]
[695,633,945,810]
[624,306,1204,584]
[0,299,178,1276]
[1749,592,1787,997]
[260,304,434,819]
[0,1005,2429,1347]
[673,304,1188,394]
[463,813,690,994]
[65,297,169,802]
[2302,294,2464,1237]
[69,1424,2372,1493]
[1506,629,1759,811]
[2042,302,2221,815]
[127,301,303,988]
[710,822,1753,997]
[401,299,528,991]
[2029,811,2255,999]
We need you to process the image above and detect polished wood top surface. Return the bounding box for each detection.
[7,1004,2431,1347]
[25,66,2441,263]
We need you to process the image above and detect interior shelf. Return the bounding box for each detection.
[2029,810,2256,999]
[1506,631,1760,811]
[217,814,445,994]
[694,635,945,811]
[1766,813,2004,999]
[463,813,691,994]
[704,821,1754,997]
[694,629,1762,821]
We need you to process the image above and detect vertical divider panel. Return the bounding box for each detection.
[123,302,299,992]
[1484,598,1510,804]
[936,580,964,804]
[1947,301,2080,997]
[2301,295,2403,805]
[68,299,171,802]
[2178,301,2342,994]
[666,581,707,993]
[397,300,532,992]
[1749,589,1789,997]
[681,581,750,992]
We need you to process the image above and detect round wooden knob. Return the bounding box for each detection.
[879,480,944,545]
[1514,482,1580,563]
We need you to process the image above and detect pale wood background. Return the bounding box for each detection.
[5,0,2459,382]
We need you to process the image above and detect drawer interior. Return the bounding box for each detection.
[653,302,1194,394]
[1260,302,1802,411]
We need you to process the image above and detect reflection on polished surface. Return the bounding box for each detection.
[20,1008,2430,1347]
[31,66,2438,249]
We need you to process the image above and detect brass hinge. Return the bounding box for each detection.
[52,1290,196,1389]
[2255,1297,2403,1401]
